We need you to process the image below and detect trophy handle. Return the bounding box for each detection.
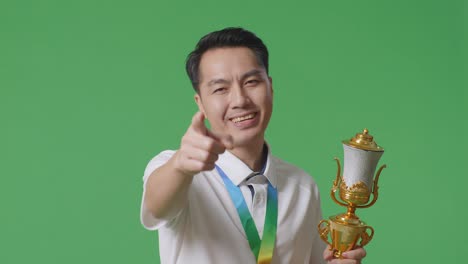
[357,164,386,209]
[331,158,348,207]
[358,226,374,247]
[318,220,332,247]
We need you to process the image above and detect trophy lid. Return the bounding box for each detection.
[342,128,384,152]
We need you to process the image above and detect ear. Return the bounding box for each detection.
[194,93,206,115]
[268,76,274,96]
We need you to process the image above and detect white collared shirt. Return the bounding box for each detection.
[140,147,326,264]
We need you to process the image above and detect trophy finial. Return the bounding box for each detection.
[343,128,384,152]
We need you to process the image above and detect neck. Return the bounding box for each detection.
[230,137,266,171]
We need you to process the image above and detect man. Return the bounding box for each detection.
[140,27,366,263]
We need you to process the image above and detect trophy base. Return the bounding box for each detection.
[319,213,374,259]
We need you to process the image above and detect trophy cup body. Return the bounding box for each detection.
[318,129,386,258]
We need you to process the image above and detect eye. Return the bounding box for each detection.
[213,87,227,94]
[245,79,260,86]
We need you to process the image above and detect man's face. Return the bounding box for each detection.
[195,47,273,148]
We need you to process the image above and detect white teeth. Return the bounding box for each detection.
[232,113,255,123]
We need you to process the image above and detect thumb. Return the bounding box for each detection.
[206,130,234,150]
[221,135,234,150]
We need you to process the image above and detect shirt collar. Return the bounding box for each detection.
[215,143,277,188]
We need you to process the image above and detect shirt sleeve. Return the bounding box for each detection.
[140,150,176,230]
[309,183,327,264]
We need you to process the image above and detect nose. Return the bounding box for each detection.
[230,85,250,108]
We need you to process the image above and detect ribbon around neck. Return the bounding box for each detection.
[215,166,278,264]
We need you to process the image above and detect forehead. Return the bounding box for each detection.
[198,47,262,82]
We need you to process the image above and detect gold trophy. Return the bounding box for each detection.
[318,129,386,258]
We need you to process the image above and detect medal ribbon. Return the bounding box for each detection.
[216,166,278,264]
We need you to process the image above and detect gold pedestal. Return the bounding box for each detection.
[319,210,374,258]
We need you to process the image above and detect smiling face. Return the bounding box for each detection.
[195,47,273,149]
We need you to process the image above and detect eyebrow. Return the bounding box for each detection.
[207,78,230,87]
[240,69,263,80]
[206,69,264,87]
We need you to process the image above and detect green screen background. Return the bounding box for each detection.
[2,0,466,263]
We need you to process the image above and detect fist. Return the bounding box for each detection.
[173,111,233,176]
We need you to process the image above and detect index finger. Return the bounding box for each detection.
[342,247,366,260]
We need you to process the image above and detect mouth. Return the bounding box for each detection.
[230,113,257,123]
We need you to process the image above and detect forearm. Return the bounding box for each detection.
[143,112,228,220]
[143,152,194,219]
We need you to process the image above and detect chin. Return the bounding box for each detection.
[231,132,264,148]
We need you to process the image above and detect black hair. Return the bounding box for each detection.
[185,27,269,92]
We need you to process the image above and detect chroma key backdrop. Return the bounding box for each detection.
[2,0,465,263]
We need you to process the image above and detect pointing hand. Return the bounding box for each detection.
[173,112,233,176]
